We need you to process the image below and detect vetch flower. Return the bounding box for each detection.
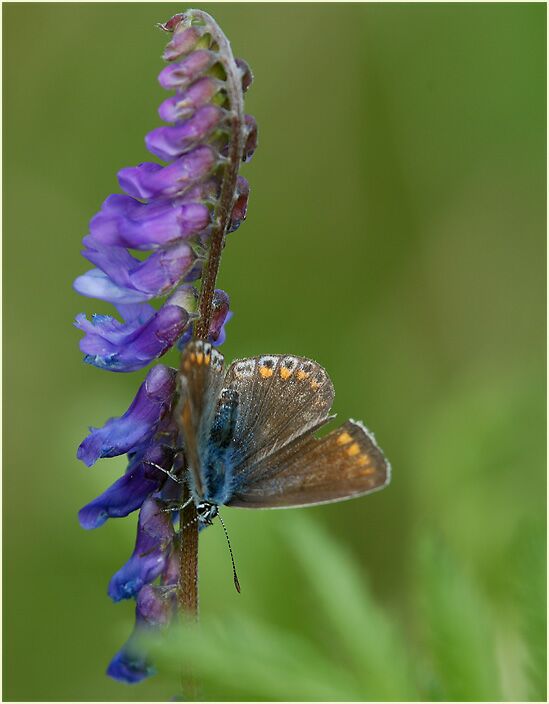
[108,497,176,602]
[77,364,177,465]
[74,8,256,685]
[107,577,178,684]
[78,444,174,529]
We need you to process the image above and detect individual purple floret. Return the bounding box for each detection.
[108,497,176,602]
[78,444,174,529]
[74,8,256,685]
[77,364,176,466]
[107,579,178,683]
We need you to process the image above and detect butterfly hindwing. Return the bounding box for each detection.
[224,354,335,476]
[227,419,390,508]
[178,340,226,498]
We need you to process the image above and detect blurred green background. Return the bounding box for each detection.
[3,2,546,701]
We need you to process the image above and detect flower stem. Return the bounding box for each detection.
[178,487,198,616]
[194,9,245,341]
[177,10,245,625]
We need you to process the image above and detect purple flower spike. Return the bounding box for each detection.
[77,365,176,466]
[108,498,175,601]
[118,146,216,200]
[146,106,225,162]
[75,8,257,683]
[90,195,210,250]
[78,444,174,529]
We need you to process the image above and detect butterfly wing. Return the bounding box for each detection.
[178,340,226,499]
[227,419,390,508]
[224,354,335,476]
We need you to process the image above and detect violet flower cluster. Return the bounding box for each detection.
[74,10,256,684]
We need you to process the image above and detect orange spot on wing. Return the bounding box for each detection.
[357,455,373,469]
[347,443,361,457]
[190,352,196,363]
[196,352,204,365]
[337,431,353,446]
[204,351,211,365]
[259,366,273,379]
[310,380,321,390]
[296,370,309,381]
[280,367,292,380]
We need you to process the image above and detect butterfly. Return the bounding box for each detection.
[176,340,390,532]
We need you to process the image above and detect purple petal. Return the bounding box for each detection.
[243,114,258,163]
[146,106,224,161]
[81,238,196,300]
[213,311,232,347]
[176,288,232,349]
[210,289,230,342]
[228,176,249,233]
[107,647,155,684]
[162,25,203,62]
[108,497,175,601]
[76,302,190,372]
[158,50,215,90]
[90,194,210,250]
[137,584,177,626]
[74,269,151,304]
[157,13,185,33]
[158,77,220,122]
[106,583,176,684]
[160,545,181,587]
[77,365,176,466]
[236,57,253,93]
[175,176,219,205]
[78,444,174,529]
[118,146,216,200]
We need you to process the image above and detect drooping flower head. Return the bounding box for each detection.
[74,9,256,683]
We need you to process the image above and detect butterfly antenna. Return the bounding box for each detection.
[218,512,241,593]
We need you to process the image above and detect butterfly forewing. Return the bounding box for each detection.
[227,419,390,508]
[224,355,335,475]
[178,340,226,498]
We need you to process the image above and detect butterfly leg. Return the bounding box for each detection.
[144,460,185,485]
[158,495,194,513]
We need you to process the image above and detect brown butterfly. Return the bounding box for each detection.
[177,340,390,526]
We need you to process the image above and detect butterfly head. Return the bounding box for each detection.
[196,500,219,526]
